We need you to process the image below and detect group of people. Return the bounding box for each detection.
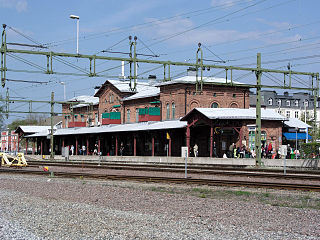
[226,143,253,158]
[68,143,100,156]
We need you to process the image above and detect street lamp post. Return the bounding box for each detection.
[70,15,79,54]
[60,81,66,101]
[295,127,298,160]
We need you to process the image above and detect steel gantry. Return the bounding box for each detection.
[0,88,93,159]
[0,24,319,165]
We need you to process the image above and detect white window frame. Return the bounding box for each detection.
[166,103,170,120]
[172,103,175,119]
[268,98,273,105]
[286,111,290,118]
[286,100,290,107]
[277,99,281,106]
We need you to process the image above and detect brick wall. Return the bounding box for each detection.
[63,82,250,127]
[62,103,99,128]
[123,97,160,123]
[160,83,250,120]
[98,84,133,124]
[241,120,282,151]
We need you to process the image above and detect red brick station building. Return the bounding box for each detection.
[24,68,288,158]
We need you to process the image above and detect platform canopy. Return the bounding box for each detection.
[283,132,312,140]
[26,120,187,137]
[284,118,312,129]
[181,108,286,121]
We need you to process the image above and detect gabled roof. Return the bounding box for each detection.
[181,108,287,121]
[156,75,246,87]
[26,120,187,137]
[14,126,51,135]
[123,83,159,101]
[284,118,312,129]
[94,80,135,97]
[94,79,159,101]
[68,95,99,108]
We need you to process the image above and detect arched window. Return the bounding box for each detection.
[268,98,273,105]
[230,103,238,108]
[172,103,175,119]
[211,102,219,108]
[127,109,131,123]
[166,103,170,120]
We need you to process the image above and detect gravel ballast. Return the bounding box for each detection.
[0,173,319,239]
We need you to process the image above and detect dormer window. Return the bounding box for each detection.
[268,98,273,105]
[286,100,290,107]
[295,100,299,107]
[304,100,309,107]
[277,99,281,106]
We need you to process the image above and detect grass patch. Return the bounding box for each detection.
[199,193,207,198]
[226,190,251,196]
[149,186,169,193]
[192,188,212,194]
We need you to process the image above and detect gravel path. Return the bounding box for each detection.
[0,173,319,239]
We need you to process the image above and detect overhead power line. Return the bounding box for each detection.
[138,0,268,50]
[5,79,49,84]
[42,0,248,48]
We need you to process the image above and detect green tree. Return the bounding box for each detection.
[8,115,39,131]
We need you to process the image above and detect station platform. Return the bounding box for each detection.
[25,155,320,169]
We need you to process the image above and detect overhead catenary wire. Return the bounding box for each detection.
[201,44,226,63]
[42,0,248,48]
[138,0,268,51]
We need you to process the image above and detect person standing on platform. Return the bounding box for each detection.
[70,145,74,156]
[193,144,198,157]
[82,145,86,155]
[213,141,217,158]
[229,143,235,158]
[120,142,124,156]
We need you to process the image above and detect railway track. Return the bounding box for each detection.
[26,160,320,181]
[1,168,320,192]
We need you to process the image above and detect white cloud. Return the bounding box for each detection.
[142,17,262,46]
[141,16,303,49]
[256,18,291,29]
[0,0,27,12]
[211,0,237,8]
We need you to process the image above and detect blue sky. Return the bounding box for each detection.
[1,0,320,124]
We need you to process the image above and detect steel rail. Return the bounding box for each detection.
[1,168,319,192]
[26,160,320,176]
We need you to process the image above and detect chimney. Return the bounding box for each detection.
[119,61,126,80]
[148,75,157,85]
[187,67,196,76]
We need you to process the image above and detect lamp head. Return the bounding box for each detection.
[70,15,79,19]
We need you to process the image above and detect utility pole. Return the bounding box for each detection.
[50,92,54,159]
[255,53,262,166]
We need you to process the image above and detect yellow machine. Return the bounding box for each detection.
[0,152,28,167]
